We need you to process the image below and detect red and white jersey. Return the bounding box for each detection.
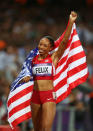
[32,54,55,80]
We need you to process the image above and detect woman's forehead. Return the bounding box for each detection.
[40,37,50,43]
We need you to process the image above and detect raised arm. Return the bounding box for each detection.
[52,11,77,67]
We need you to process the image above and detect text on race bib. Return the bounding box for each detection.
[32,64,52,76]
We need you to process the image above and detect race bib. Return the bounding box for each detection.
[32,63,52,76]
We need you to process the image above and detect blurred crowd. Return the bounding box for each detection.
[0,0,93,131]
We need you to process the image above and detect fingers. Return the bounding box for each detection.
[71,11,77,15]
[69,11,77,23]
[71,11,77,17]
[24,76,31,82]
[19,76,31,83]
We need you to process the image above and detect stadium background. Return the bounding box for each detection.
[0,0,93,131]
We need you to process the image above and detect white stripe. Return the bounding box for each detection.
[67,34,79,58]
[56,84,68,97]
[8,92,32,112]
[60,47,70,59]
[69,30,78,40]
[68,56,86,70]
[8,106,31,123]
[51,44,70,57]
[71,34,79,43]
[56,61,66,74]
[54,57,86,86]
[55,23,76,48]
[58,34,79,58]
[55,47,70,73]
[68,68,88,84]
[62,34,79,58]
[71,23,76,34]
[51,34,79,60]
[51,34,78,56]
[56,68,88,98]
[56,45,84,74]
[68,23,76,40]
[73,23,76,29]
[8,81,33,100]
[8,23,88,128]
[54,69,68,86]
[68,46,83,58]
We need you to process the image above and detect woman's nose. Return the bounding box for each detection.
[40,45,44,49]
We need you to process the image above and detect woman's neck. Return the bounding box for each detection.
[38,54,49,60]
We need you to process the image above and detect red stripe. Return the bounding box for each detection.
[56,55,68,69]
[66,72,89,98]
[57,41,82,68]
[11,112,32,128]
[53,30,79,66]
[73,29,77,35]
[56,89,70,103]
[54,77,67,91]
[8,85,33,107]
[67,29,78,48]
[67,51,85,64]
[56,73,88,103]
[68,62,87,77]
[71,40,81,50]
[54,28,77,49]
[8,26,88,129]
[9,99,31,118]
[54,65,87,91]
[69,72,89,91]
[54,51,85,80]
[66,29,78,49]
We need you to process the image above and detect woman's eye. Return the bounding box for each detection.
[44,45,47,47]
[39,43,42,46]
[39,43,48,48]
[44,43,49,47]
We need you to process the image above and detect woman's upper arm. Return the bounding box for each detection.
[56,41,66,59]
[51,41,66,67]
[51,52,59,68]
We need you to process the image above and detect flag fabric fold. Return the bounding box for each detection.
[7,23,88,129]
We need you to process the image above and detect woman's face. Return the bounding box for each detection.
[38,38,52,55]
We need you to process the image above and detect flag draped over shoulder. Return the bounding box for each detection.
[7,23,88,129]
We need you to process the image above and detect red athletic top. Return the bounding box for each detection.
[32,54,55,80]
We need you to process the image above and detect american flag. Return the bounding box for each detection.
[7,23,88,129]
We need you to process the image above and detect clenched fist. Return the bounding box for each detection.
[69,11,77,23]
[20,76,31,83]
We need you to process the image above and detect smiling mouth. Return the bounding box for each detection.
[39,50,44,53]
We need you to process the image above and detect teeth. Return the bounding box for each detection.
[39,50,43,52]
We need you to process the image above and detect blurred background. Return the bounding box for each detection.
[0,0,93,131]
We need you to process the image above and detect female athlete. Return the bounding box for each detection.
[21,11,77,131]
